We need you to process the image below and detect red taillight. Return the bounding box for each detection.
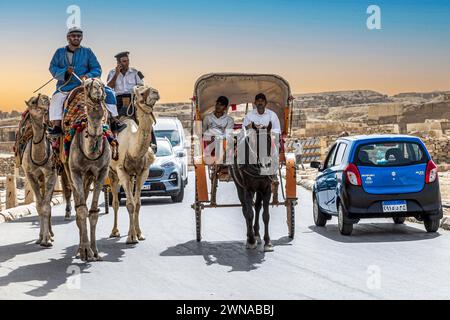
[426,160,438,184]
[344,163,362,186]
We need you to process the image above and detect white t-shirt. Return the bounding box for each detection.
[107,68,144,95]
[202,113,234,133]
[243,108,281,134]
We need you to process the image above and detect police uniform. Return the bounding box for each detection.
[107,52,145,113]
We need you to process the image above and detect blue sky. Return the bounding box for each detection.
[0,0,449,109]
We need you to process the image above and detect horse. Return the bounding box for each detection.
[230,122,278,252]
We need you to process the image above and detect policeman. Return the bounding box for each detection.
[107,51,157,151]
[107,51,145,112]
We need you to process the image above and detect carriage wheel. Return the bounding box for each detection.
[195,185,202,242]
[287,200,295,239]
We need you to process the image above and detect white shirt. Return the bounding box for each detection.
[107,68,144,95]
[202,113,234,133]
[243,108,281,134]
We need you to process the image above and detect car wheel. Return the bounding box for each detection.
[338,204,353,236]
[313,197,328,227]
[393,217,406,224]
[171,183,185,203]
[424,217,440,233]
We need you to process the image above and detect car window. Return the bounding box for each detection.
[354,141,427,167]
[156,141,173,157]
[154,130,181,147]
[324,144,338,169]
[334,143,347,166]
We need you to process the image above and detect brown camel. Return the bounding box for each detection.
[109,85,159,244]
[64,78,112,261]
[21,94,57,247]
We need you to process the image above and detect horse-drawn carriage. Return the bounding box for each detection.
[191,73,298,243]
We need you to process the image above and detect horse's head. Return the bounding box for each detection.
[26,94,50,122]
[85,78,106,103]
[247,122,277,172]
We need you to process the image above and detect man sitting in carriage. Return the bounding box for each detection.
[243,93,281,134]
[202,96,235,165]
[202,96,234,134]
[243,93,282,203]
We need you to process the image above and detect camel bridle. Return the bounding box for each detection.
[133,87,158,124]
[78,78,108,161]
[28,95,51,166]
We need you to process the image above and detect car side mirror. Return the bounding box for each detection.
[177,151,186,158]
[310,161,323,171]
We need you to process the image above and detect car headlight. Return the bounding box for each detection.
[162,161,176,168]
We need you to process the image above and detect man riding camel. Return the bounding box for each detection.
[47,27,126,138]
[107,51,157,151]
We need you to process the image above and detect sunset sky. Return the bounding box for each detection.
[0,0,449,111]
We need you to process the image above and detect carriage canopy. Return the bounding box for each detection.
[194,73,292,131]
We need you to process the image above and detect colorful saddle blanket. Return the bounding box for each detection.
[62,86,118,160]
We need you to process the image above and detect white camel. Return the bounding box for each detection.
[109,85,160,244]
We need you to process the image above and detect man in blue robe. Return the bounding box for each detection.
[48,27,125,136]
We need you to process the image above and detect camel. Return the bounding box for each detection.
[109,85,160,244]
[21,94,58,247]
[64,78,112,261]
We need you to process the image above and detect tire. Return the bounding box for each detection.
[338,204,353,236]
[287,201,295,239]
[313,197,328,227]
[171,183,185,203]
[393,217,406,224]
[424,217,440,233]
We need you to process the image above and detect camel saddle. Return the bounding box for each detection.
[61,86,118,163]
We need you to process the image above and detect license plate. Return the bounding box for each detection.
[382,200,407,213]
[142,185,152,190]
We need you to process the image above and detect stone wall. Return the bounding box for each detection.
[0,156,17,177]
[421,136,450,164]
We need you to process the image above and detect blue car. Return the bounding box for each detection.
[311,135,443,236]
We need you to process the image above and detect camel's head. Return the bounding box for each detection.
[85,78,106,103]
[25,94,50,121]
[134,85,160,110]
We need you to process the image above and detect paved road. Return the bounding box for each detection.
[1,172,450,300]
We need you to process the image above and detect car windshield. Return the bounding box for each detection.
[156,141,173,157]
[354,141,428,167]
[155,130,180,147]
